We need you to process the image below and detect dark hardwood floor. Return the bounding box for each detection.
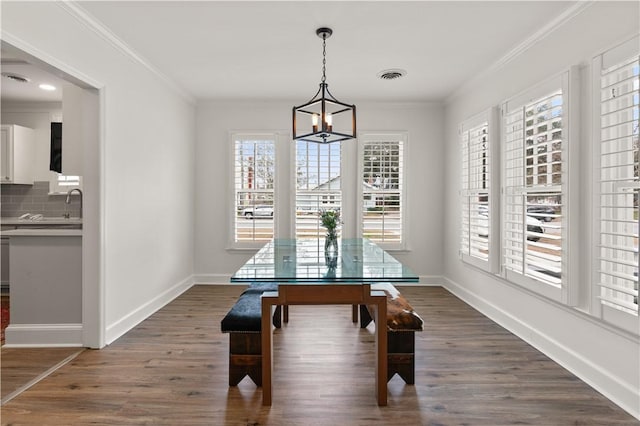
[1,347,84,403]
[1,285,637,425]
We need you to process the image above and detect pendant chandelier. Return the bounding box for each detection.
[292,27,356,144]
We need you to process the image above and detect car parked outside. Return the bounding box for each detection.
[526,205,557,222]
[241,205,273,218]
[475,208,544,242]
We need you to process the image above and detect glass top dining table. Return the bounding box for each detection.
[230,238,419,283]
[230,238,417,407]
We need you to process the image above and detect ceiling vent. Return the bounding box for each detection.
[2,72,30,83]
[377,69,407,80]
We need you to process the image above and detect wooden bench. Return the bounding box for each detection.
[220,283,283,386]
[359,283,423,384]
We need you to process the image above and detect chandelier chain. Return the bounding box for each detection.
[321,36,327,83]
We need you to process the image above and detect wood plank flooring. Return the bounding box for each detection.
[1,347,84,403]
[1,285,637,425]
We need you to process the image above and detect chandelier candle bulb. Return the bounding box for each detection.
[312,114,319,132]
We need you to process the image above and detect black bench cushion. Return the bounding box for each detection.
[221,292,264,333]
[371,283,423,332]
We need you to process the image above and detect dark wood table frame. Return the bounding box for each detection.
[260,284,388,406]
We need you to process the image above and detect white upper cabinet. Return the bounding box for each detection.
[0,124,35,185]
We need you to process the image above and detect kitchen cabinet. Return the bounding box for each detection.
[1,124,35,184]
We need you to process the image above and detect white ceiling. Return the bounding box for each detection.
[0,59,66,103]
[2,1,576,103]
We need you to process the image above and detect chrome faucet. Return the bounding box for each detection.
[65,188,83,219]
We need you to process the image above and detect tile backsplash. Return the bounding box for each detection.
[1,181,81,218]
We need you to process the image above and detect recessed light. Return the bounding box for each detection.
[377,69,407,80]
[39,83,56,91]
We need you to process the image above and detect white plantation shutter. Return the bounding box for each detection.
[502,76,568,300]
[295,141,341,238]
[360,134,405,248]
[596,38,639,331]
[233,134,276,244]
[460,121,490,264]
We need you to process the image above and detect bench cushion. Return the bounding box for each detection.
[220,292,263,333]
[371,283,423,332]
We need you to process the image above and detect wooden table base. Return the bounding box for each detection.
[261,284,387,406]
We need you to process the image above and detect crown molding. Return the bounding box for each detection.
[445,1,594,105]
[58,1,196,105]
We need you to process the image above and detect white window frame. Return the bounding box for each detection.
[500,69,580,304]
[292,139,343,239]
[592,36,640,334]
[228,131,278,249]
[357,132,408,251]
[459,108,500,273]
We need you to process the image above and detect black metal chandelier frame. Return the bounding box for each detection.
[292,27,357,144]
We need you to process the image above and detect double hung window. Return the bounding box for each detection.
[459,111,497,271]
[359,133,406,249]
[502,72,574,301]
[232,133,276,245]
[295,141,342,238]
[594,37,639,332]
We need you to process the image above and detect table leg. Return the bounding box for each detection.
[352,304,358,323]
[261,293,276,406]
[371,291,388,406]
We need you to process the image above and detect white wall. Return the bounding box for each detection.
[443,2,639,418]
[194,100,444,283]
[2,2,197,346]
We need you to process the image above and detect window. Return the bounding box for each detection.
[502,72,574,301]
[459,110,497,271]
[49,173,82,194]
[232,133,276,245]
[295,141,341,238]
[359,133,406,248]
[594,37,639,332]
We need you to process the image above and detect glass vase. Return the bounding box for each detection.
[324,230,339,255]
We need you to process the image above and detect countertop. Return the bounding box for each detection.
[1,216,82,237]
[1,217,82,226]
[2,228,82,237]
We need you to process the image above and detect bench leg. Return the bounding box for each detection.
[229,333,262,387]
[273,305,282,328]
[283,305,289,323]
[387,331,415,384]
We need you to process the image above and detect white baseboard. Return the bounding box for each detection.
[4,323,83,347]
[105,275,194,345]
[442,276,640,421]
